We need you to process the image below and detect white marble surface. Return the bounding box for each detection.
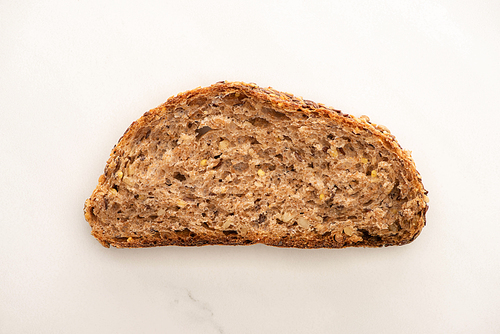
[1,1,499,333]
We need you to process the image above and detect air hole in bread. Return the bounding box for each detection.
[389,221,400,232]
[262,147,275,156]
[222,92,248,105]
[249,136,260,145]
[233,162,249,172]
[262,107,290,120]
[223,230,238,236]
[195,126,213,139]
[250,117,271,128]
[389,182,401,200]
[345,143,355,154]
[136,129,151,142]
[357,229,382,243]
[236,136,260,145]
[213,160,223,170]
[293,151,303,162]
[173,172,186,182]
[201,222,214,230]
[175,229,191,238]
[187,96,208,106]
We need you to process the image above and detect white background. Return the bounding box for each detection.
[1,1,499,333]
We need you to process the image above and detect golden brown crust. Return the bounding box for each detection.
[84,81,428,249]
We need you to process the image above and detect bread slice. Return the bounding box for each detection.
[84,81,428,248]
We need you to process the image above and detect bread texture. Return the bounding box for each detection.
[84,81,428,248]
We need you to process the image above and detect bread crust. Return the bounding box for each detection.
[84,81,428,248]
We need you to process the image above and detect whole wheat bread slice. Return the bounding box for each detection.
[84,81,428,248]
